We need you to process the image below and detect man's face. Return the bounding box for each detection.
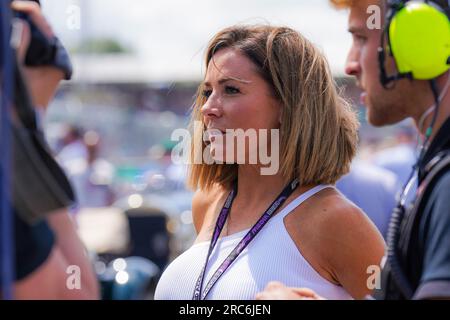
[345,0,415,126]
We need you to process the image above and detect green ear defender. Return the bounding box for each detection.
[379,1,450,87]
[389,1,450,79]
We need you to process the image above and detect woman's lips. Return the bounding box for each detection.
[205,128,225,143]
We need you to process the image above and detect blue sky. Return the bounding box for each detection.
[42,0,352,81]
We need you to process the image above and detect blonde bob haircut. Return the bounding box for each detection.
[187,25,359,191]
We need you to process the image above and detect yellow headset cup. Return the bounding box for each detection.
[389,2,450,80]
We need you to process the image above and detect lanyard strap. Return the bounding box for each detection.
[193,179,299,300]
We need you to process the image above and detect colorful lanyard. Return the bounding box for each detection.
[192,178,299,300]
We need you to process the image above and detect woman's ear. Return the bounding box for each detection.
[277,103,283,125]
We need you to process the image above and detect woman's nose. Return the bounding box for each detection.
[201,95,222,120]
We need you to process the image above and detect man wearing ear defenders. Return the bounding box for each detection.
[1,0,99,299]
[256,0,450,300]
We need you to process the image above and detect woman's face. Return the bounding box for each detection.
[201,48,281,163]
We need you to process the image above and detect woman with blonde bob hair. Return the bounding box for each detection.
[155,24,385,300]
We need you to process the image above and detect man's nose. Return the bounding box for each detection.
[345,60,361,77]
[345,48,361,77]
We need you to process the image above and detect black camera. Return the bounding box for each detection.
[13,1,73,80]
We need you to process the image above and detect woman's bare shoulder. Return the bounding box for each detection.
[313,189,383,241]
[286,187,385,298]
[191,184,227,234]
[287,187,381,239]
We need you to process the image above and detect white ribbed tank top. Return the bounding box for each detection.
[155,185,353,300]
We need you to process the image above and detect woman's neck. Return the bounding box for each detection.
[235,164,287,205]
[219,164,287,234]
[222,164,316,235]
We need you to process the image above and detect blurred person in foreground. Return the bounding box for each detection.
[2,0,99,299]
[257,0,450,300]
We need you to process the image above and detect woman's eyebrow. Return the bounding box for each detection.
[203,76,252,87]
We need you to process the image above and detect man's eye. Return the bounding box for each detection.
[225,86,240,94]
[202,89,212,99]
[353,34,367,44]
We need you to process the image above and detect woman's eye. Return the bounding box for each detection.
[202,89,212,99]
[225,86,240,94]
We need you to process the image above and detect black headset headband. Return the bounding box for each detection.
[386,0,450,16]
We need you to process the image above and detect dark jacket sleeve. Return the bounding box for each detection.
[413,172,450,300]
[14,210,55,281]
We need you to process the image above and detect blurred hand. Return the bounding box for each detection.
[255,281,325,300]
[12,0,65,110]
